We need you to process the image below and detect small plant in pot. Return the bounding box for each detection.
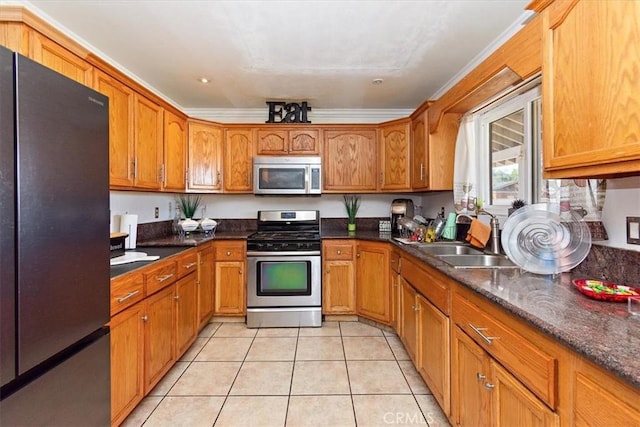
[343,195,361,233]
[177,194,202,233]
[508,198,527,216]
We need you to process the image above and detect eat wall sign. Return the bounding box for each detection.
[266,101,312,123]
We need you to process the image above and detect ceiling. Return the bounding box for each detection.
[23,0,531,111]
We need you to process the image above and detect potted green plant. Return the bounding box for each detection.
[343,195,361,232]
[508,198,526,216]
[177,194,202,219]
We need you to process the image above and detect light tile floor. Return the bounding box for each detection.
[122,321,450,427]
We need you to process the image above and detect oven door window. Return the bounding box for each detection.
[258,168,305,190]
[257,261,311,296]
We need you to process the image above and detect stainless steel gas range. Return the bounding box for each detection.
[246,210,322,328]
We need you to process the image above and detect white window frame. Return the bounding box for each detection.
[476,85,541,217]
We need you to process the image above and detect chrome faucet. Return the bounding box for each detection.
[477,209,501,255]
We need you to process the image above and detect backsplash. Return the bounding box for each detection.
[573,244,640,286]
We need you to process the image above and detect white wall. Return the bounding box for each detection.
[599,176,640,252]
[110,177,639,250]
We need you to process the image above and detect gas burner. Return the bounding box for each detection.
[247,210,321,253]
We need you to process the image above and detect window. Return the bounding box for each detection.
[476,85,542,215]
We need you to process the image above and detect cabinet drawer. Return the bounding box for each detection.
[214,242,245,261]
[176,250,198,278]
[144,260,178,295]
[452,292,557,409]
[323,242,354,260]
[401,257,449,315]
[110,272,144,316]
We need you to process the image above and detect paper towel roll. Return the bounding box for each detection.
[119,214,138,249]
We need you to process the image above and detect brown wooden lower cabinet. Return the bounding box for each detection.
[110,302,144,427]
[197,244,215,328]
[110,247,213,426]
[322,240,356,314]
[213,240,246,316]
[355,241,390,323]
[451,325,558,427]
[399,277,418,363]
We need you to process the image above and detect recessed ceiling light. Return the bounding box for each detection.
[372,78,384,85]
[199,77,210,84]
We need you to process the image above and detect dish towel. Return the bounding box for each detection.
[466,219,491,249]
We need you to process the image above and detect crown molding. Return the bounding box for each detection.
[184,108,414,124]
[430,9,537,100]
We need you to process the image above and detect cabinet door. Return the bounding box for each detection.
[224,129,253,192]
[399,278,418,363]
[289,129,320,155]
[379,121,411,191]
[543,0,640,177]
[188,121,223,191]
[417,294,450,415]
[256,129,288,155]
[94,70,135,188]
[411,113,429,190]
[143,285,175,393]
[197,245,215,328]
[214,261,246,315]
[490,361,559,427]
[163,110,187,191]
[133,94,163,190]
[323,260,356,314]
[356,241,390,323]
[451,326,491,427]
[110,302,144,426]
[175,273,198,357]
[29,31,93,86]
[323,129,377,192]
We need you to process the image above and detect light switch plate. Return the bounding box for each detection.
[627,216,640,245]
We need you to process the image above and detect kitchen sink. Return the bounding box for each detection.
[437,254,519,269]
[417,244,483,255]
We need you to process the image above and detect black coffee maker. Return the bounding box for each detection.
[390,199,415,236]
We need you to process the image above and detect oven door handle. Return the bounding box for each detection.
[247,250,321,257]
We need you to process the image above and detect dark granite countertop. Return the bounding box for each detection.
[110,247,187,279]
[111,227,640,389]
[137,231,254,247]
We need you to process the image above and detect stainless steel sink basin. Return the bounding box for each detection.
[436,254,519,269]
[417,244,483,255]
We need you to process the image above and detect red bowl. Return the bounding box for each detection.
[572,279,640,302]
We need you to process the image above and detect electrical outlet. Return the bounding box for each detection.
[154,207,159,219]
[627,217,640,245]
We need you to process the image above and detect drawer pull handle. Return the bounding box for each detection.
[156,274,174,282]
[484,382,495,390]
[117,290,140,303]
[337,250,342,255]
[476,373,486,381]
[184,262,197,269]
[226,251,231,256]
[469,323,498,345]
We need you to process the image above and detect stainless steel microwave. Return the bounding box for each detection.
[253,156,322,195]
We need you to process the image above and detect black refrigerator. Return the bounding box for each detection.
[0,46,111,425]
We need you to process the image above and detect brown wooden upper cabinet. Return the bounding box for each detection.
[163,110,187,191]
[132,94,164,190]
[378,119,411,191]
[223,128,254,193]
[256,128,320,155]
[187,120,223,192]
[94,70,135,188]
[29,30,93,86]
[323,129,378,192]
[411,112,429,191]
[542,0,640,178]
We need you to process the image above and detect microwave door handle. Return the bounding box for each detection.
[305,165,310,194]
